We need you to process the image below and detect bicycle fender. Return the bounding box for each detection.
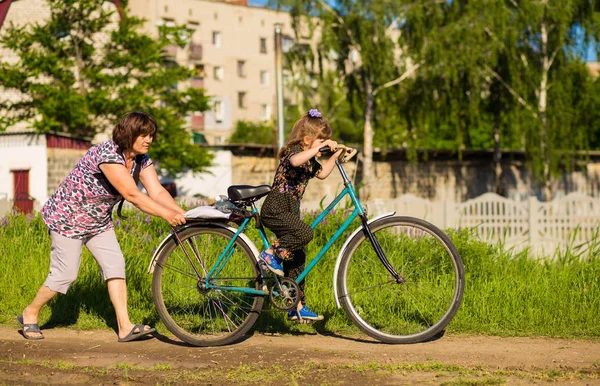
[147,222,260,274]
[332,212,396,308]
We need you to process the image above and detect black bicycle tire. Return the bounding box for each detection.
[152,224,264,346]
[337,216,464,344]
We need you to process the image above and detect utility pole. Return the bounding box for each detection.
[274,23,285,153]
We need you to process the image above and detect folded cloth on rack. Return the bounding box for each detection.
[184,206,231,220]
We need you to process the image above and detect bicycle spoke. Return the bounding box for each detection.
[187,238,209,276]
[339,280,395,298]
[211,296,237,332]
[154,226,264,346]
[163,263,200,281]
[340,218,464,343]
[402,286,432,329]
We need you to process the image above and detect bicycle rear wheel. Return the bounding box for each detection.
[337,216,464,344]
[152,224,264,346]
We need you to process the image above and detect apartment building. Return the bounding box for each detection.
[127,0,296,144]
[0,0,297,144]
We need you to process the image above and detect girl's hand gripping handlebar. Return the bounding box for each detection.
[318,144,358,163]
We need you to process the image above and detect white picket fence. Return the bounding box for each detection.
[365,192,600,256]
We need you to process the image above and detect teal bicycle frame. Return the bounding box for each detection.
[202,158,399,296]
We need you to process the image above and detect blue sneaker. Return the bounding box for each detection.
[259,250,284,276]
[288,306,324,321]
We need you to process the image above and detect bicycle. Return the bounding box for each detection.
[147,146,465,346]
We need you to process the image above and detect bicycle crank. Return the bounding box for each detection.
[269,277,300,311]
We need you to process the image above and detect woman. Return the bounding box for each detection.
[18,111,186,342]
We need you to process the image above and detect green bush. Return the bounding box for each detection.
[228,120,275,145]
[1,209,599,338]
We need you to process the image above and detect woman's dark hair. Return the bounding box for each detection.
[112,111,158,150]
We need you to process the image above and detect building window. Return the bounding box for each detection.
[212,31,221,48]
[213,66,224,80]
[214,100,224,122]
[283,72,290,86]
[282,35,294,53]
[238,92,247,109]
[192,64,205,78]
[237,60,246,78]
[261,104,271,121]
[158,18,176,40]
[260,37,267,54]
[260,70,269,86]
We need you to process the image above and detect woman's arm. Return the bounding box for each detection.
[139,165,185,215]
[99,163,186,226]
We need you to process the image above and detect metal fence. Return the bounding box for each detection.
[3,191,599,256]
[364,192,600,256]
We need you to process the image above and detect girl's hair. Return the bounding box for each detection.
[279,111,332,158]
[112,111,158,150]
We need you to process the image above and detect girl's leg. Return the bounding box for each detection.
[283,249,306,305]
[270,214,313,261]
[285,249,323,320]
[261,193,312,259]
[263,207,323,320]
[85,230,152,339]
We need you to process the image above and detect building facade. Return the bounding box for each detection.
[127,0,296,144]
[0,0,297,145]
[0,132,90,215]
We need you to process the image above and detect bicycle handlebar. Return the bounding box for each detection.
[318,144,358,163]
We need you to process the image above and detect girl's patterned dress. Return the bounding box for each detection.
[42,140,152,239]
[260,144,322,297]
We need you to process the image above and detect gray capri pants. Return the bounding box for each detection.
[44,229,126,294]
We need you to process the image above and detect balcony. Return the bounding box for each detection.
[163,44,177,58]
[189,43,203,60]
[191,114,204,129]
[190,78,204,89]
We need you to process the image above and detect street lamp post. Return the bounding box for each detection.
[274,23,285,152]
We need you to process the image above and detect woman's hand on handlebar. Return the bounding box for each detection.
[164,210,186,227]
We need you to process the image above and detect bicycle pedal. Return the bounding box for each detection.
[296,319,312,325]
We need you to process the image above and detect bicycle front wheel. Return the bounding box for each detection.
[337,216,464,344]
[152,224,264,346]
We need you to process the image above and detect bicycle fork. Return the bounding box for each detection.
[358,214,404,284]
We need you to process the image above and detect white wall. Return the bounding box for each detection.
[176,150,232,200]
[0,134,48,210]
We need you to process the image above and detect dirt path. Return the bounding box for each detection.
[1,325,599,385]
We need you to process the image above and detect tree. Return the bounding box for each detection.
[283,68,361,145]
[282,0,422,199]
[279,0,600,200]
[228,120,276,145]
[394,0,599,199]
[400,1,521,193]
[0,0,212,176]
[464,0,598,199]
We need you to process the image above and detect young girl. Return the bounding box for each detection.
[259,109,343,322]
